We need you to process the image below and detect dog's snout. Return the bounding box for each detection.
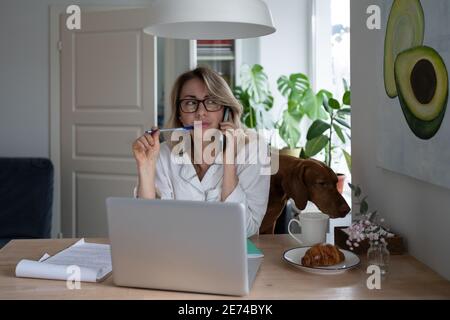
[339,202,351,215]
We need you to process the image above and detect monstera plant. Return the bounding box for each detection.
[234,64,351,170]
[276,73,328,151]
[234,64,274,130]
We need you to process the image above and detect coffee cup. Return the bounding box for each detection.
[288,211,329,246]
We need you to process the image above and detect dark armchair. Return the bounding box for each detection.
[0,158,54,248]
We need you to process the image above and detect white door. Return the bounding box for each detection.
[60,8,156,237]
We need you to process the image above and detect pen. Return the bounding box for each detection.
[145,125,194,134]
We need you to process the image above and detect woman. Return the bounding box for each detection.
[132,67,270,237]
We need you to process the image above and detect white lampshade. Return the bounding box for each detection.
[143,0,276,39]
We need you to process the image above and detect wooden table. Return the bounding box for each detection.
[0,235,449,299]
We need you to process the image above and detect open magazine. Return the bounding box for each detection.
[15,239,112,282]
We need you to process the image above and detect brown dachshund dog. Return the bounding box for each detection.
[259,154,351,234]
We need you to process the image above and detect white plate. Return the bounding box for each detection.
[283,246,361,275]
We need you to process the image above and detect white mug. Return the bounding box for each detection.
[288,212,329,246]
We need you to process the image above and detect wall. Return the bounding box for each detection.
[0,0,153,158]
[351,0,450,280]
[259,0,312,120]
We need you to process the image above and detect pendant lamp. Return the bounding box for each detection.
[143,0,276,39]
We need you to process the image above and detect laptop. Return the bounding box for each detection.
[106,197,263,296]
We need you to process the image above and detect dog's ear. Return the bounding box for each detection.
[281,161,309,210]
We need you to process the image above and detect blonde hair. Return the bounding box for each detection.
[164,67,264,162]
[164,67,244,147]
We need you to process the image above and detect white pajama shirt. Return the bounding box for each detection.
[135,141,270,237]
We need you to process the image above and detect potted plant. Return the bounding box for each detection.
[234,65,338,162]
[303,82,351,193]
[275,72,328,157]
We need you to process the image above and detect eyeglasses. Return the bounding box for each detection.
[178,98,223,113]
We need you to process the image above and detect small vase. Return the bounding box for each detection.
[367,240,390,275]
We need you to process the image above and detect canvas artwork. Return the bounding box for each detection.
[377,0,450,189]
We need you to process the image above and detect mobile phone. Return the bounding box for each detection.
[223,107,230,122]
[222,107,230,151]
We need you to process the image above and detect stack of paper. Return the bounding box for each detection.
[15,239,112,282]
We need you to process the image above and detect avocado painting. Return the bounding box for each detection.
[378,0,450,190]
[395,46,448,139]
[384,0,448,140]
[384,0,425,99]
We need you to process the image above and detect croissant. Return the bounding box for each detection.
[301,243,345,267]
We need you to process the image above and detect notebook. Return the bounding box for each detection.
[247,239,264,258]
[15,239,112,282]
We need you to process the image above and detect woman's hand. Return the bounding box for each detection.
[132,127,161,170]
[219,120,238,163]
[220,120,239,201]
[132,127,160,199]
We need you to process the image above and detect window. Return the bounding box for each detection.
[330,0,350,99]
[312,0,351,178]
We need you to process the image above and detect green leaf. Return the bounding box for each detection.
[299,147,308,159]
[233,85,243,97]
[360,200,368,214]
[290,73,310,90]
[322,101,331,113]
[318,90,332,113]
[240,64,270,103]
[307,120,330,140]
[242,107,256,128]
[238,64,274,130]
[301,88,328,120]
[252,101,275,129]
[305,135,329,157]
[345,131,351,140]
[314,91,330,120]
[334,118,351,129]
[287,99,298,113]
[317,89,333,101]
[277,76,290,97]
[288,89,302,105]
[333,124,346,143]
[278,110,302,149]
[328,98,341,109]
[277,73,309,99]
[262,112,275,129]
[264,95,274,111]
[317,106,329,120]
[343,91,351,105]
[337,108,351,116]
[342,149,352,171]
